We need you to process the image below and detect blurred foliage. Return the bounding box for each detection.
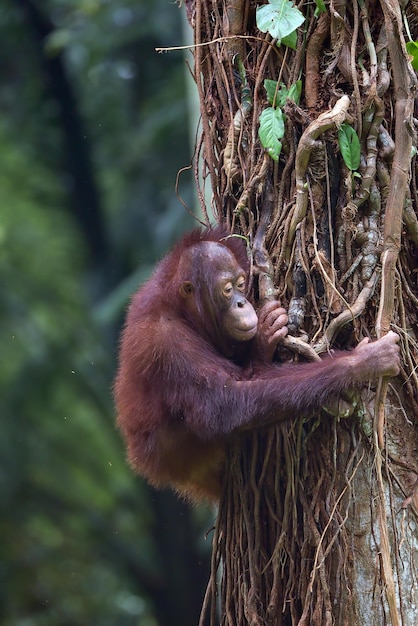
[0,1,209,625]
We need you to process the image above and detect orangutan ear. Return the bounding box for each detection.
[179,281,193,298]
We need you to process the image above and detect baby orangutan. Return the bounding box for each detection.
[114,228,400,501]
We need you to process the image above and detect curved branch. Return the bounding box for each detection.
[287,96,351,254]
[376,0,417,336]
[314,273,379,354]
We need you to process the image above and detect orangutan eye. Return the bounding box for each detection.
[237,277,246,292]
[222,282,233,298]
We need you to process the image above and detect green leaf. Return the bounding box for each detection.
[406,40,418,71]
[264,79,278,106]
[338,123,361,171]
[287,80,302,104]
[258,107,285,161]
[314,0,327,17]
[264,79,301,107]
[256,0,305,45]
[281,30,297,49]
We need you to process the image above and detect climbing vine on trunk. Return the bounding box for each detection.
[180,1,418,624]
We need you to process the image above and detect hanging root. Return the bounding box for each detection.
[187,0,418,623]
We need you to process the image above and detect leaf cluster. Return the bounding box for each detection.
[258,79,301,162]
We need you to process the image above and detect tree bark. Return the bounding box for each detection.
[184,0,418,624]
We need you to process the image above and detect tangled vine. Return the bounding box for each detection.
[179,1,418,624]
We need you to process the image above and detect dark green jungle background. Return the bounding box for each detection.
[0,1,211,625]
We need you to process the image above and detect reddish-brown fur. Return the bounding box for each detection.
[114,227,400,502]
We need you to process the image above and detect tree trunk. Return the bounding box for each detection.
[183,1,418,624]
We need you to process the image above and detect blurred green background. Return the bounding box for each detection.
[0,1,212,625]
